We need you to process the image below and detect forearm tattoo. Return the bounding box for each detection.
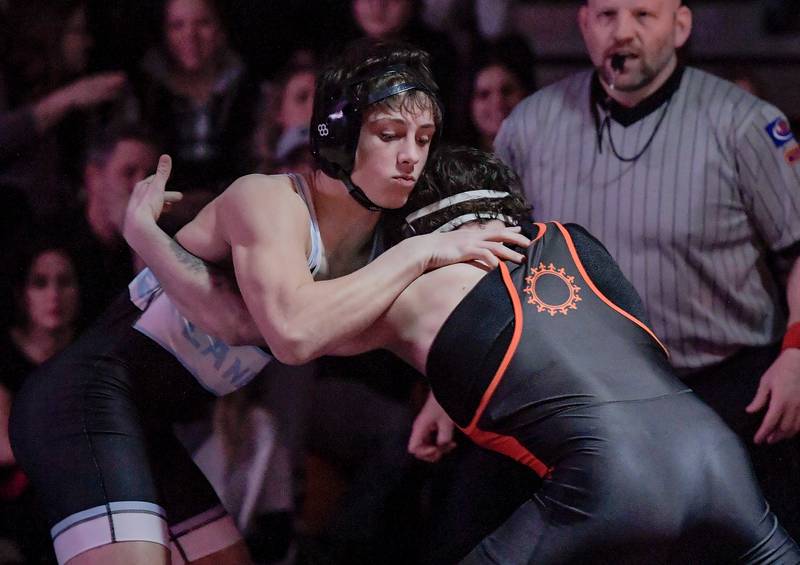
[169,238,211,274]
[168,237,239,291]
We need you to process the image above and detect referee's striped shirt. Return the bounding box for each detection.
[495,66,800,371]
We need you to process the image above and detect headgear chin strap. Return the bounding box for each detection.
[342,175,391,212]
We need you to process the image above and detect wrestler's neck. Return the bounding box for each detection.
[600,56,677,108]
[309,170,381,272]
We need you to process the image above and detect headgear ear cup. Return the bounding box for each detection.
[310,92,360,179]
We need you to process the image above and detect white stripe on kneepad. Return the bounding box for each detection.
[51,501,167,538]
[170,512,242,562]
[52,503,169,565]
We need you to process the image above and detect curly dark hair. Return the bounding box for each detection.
[395,145,531,238]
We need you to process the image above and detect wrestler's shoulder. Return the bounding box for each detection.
[218,174,301,208]
[223,173,296,196]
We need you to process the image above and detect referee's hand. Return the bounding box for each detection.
[746,349,800,444]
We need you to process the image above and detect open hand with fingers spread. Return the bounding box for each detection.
[405,224,531,272]
[123,154,184,246]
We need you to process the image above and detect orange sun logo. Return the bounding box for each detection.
[523,262,582,316]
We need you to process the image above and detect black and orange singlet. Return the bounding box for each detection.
[428,222,800,564]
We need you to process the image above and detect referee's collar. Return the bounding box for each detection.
[592,64,685,127]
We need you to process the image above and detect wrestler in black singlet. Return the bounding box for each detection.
[428,221,800,564]
[8,173,324,564]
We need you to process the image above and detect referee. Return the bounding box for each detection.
[495,0,800,536]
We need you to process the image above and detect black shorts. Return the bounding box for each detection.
[10,293,241,564]
[459,393,800,564]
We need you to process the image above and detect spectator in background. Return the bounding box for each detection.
[271,132,314,176]
[421,0,514,41]
[0,0,125,229]
[1,241,82,564]
[719,67,799,133]
[66,126,160,322]
[346,0,460,138]
[718,66,767,99]
[256,57,316,173]
[464,35,535,152]
[124,0,262,226]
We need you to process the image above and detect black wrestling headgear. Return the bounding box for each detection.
[311,59,443,212]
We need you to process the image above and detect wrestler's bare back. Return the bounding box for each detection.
[333,255,492,373]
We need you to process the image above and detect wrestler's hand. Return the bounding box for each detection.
[411,225,530,271]
[408,391,457,463]
[123,154,183,241]
[746,348,800,444]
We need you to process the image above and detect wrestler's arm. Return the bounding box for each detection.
[747,257,800,443]
[125,157,530,362]
[407,391,456,463]
[735,108,800,444]
[221,179,505,364]
[123,157,264,345]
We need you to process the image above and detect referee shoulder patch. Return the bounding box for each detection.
[785,143,800,167]
[765,117,795,148]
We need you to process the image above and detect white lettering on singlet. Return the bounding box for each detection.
[128,268,271,396]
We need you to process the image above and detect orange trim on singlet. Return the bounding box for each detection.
[553,222,669,357]
[464,261,523,434]
[467,427,551,478]
[459,261,551,477]
[532,222,547,243]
